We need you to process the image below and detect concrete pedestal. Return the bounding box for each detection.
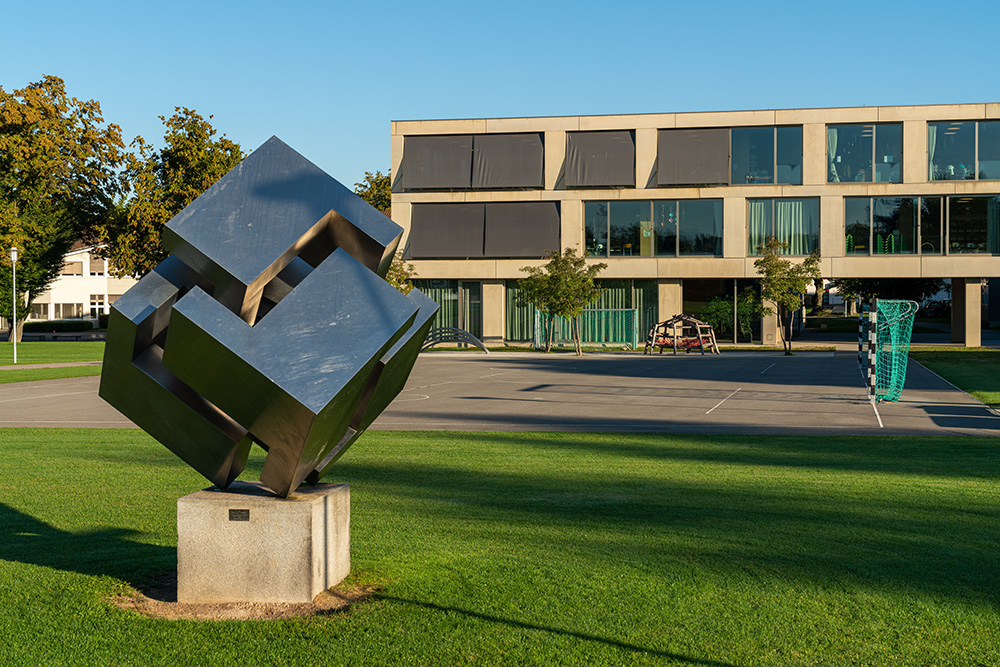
[177,481,349,604]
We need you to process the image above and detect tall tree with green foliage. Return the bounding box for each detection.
[0,76,126,341]
[97,108,243,277]
[354,170,391,213]
[754,238,821,355]
[518,248,607,355]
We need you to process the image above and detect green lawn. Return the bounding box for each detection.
[0,365,102,384]
[909,347,1000,407]
[0,341,105,365]
[0,428,998,665]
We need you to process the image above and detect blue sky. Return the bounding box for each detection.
[3,0,997,187]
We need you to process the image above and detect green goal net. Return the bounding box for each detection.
[858,299,919,403]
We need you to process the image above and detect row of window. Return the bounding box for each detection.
[414,278,762,346]
[585,195,999,258]
[846,196,1000,256]
[400,120,1000,191]
[407,195,999,260]
[60,258,106,276]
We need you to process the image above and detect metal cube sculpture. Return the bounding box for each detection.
[100,137,437,497]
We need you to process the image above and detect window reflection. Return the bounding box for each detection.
[589,200,723,257]
[828,124,901,183]
[920,198,943,255]
[585,202,607,257]
[872,198,917,255]
[678,200,722,255]
[732,127,774,184]
[929,122,975,180]
[978,121,1000,180]
[844,198,870,254]
[949,196,1000,254]
[608,201,650,256]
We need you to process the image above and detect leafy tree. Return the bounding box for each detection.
[754,238,821,355]
[0,76,126,341]
[518,249,607,355]
[354,170,391,212]
[98,108,243,277]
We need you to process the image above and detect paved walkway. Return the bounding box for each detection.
[1,351,998,436]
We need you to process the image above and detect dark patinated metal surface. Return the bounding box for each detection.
[100,137,437,497]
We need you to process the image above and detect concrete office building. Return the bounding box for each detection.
[390,104,1000,348]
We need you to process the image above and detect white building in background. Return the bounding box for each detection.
[29,243,136,323]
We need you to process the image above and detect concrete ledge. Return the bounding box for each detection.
[177,481,349,604]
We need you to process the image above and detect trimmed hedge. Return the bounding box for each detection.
[23,320,95,333]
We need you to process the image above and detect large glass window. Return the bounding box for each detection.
[921,198,943,255]
[584,203,608,257]
[608,201,650,256]
[978,121,1000,180]
[846,198,917,255]
[590,200,723,258]
[731,126,801,185]
[678,200,723,255]
[412,279,484,338]
[732,127,774,184]
[828,124,902,183]
[748,198,819,255]
[844,198,871,255]
[929,122,976,180]
[949,196,1000,254]
[844,195,1000,255]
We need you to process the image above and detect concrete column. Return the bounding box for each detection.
[762,299,780,346]
[635,128,657,189]
[951,278,982,347]
[902,120,926,184]
[657,279,682,322]
[481,280,505,346]
[801,123,826,185]
[545,130,566,190]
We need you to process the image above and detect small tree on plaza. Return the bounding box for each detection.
[518,248,607,355]
[754,237,821,355]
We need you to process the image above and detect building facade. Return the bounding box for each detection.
[392,104,1000,347]
[29,244,136,323]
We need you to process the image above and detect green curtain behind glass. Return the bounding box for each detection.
[412,279,459,329]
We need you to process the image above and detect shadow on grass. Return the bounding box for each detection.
[342,432,1000,609]
[0,502,173,586]
[375,595,746,666]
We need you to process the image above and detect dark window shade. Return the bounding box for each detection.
[409,204,484,258]
[566,131,635,188]
[658,129,729,186]
[484,202,560,257]
[473,134,544,189]
[400,135,472,189]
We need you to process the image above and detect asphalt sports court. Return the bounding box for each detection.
[1,351,997,437]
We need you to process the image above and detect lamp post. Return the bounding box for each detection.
[9,247,17,365]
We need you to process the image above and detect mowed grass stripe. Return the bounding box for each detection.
[0,428,997,665]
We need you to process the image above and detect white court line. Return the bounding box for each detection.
[760,363,775,375]
[479,370,523,378]
[706,388,741,414]
[401,381,453,392]
[0,390,94,404]
[871,400,884,428]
